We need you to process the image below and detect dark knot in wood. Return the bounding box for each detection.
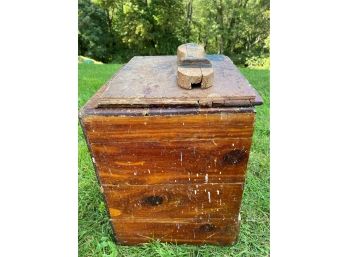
[199,224,215,232]
[142,195,164,206]
[223,149,247,165]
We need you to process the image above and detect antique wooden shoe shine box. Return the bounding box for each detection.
[79,55,262,245]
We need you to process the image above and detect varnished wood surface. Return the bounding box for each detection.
[83,112,255,143]
[103,183,243,220]
[80,109,255,245]
[92,138,251,185]
[111,218,240,245]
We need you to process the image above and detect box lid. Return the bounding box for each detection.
[97,55,262,108]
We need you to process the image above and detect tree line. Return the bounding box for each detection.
[78,0,269,66]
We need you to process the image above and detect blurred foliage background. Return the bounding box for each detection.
[78,0,270,67]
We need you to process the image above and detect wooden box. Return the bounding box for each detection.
[79,55,262,245]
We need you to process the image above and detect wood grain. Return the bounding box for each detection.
[177,66,203,89]
[79,93,257,244]
[201,67,214,88]
[82,112,255,143]
[76,45,265,245]
[96,55,261,107]
[103,183,243,220]
[91,138,251,185]
[176,43,213,90]
[177,43,206,64]
[177,66,214,89]
[111,218,240,245]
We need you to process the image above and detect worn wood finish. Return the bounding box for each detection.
[96,55,262,108]
[79,53,263,245]
[111,218,240,245]
[98,169,246,185]
[177,66,214,89]
[176,43,214,89]
[103,183,243,220]
[177,43,208,66]
[83,112,255,143]
[79,79,257,116]
[201,67,214,88]
[91,138,251,185]
[80,111,255,245]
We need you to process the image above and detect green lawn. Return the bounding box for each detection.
[78,63,270,257]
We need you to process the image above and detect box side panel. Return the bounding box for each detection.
[103,183,243,220]
[83,112,254,142]
[92,138,251,185]
[111,218,240,245]
[80,111,255,245]
[83,112,255,185]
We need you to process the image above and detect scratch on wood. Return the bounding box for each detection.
[115,161,144,166]
[206,232,218,239]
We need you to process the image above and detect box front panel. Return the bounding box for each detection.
[111,218,240,245]
[104,183,243,220]
[81,111,255,245]
[92,138,251,185]
[83,112,254,142]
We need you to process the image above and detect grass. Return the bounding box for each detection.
[78,63,270,257]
